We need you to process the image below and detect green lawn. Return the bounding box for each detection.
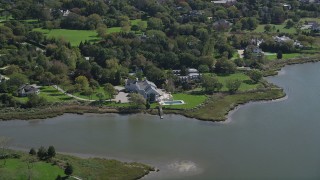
[160,93,207,109]
[0,149,153,180]
[216,73,260,92]
[73,86,109,101]
[0,159,64,179]
[33,28,100,46]
[39,86,74,102]
[130,19,147,27]
[15,86,73,103]
[265,53,302,60]
[254,24,296,34]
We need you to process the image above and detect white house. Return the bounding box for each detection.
[125,79,169,102]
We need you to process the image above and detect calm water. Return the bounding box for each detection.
[1,63,320,179]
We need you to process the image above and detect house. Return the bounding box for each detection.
[125,79,169,102]
[246,45,264,57]
[273,35,304,48]
[311,23,320,31]
[17,84,40,97]
[211,0,237,5]
[173,68,201,82]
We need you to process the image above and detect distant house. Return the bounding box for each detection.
[173,68,201,82]
[311,23,320,31]
[273,35,304,48]
[17,84,40,97]
[245,45,264,57]
[211,0,237,5]
[125,79,168,102]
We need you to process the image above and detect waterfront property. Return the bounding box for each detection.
[17,84,40,97]
[125,79,172,102]
[173,68,201,82]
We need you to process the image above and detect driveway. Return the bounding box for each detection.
[113,86,129,103]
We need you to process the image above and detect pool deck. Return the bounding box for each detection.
[160,100,185,106]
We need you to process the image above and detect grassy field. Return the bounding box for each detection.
[15,86,73,103]
[33,19,146,46]
[0,149,153,180]
[0,157,64,179]
[265,53,302,60]
[216,73,261,92]
[73,86,108,101]
[33,28,100,46]
[254,24,296,34]
[185,88,285,121]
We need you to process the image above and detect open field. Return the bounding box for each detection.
[15,86,74,103]
[0,159,64,179]
[254,24,296,34]
[33,28,99,46]
[265,53,302,60]
[0,149,153,180]
[216,73,260,92]
[184,88,285,121]
[32,19,146,46]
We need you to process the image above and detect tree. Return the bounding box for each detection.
[26,95,48,108]
[47,146,56,159]
[248,70,263,84]
[226,79,242,94]
[96,24,108,38]
[129,93,146,109]
[75,76,89,92]
[64,163,73,176]
[29,148,36,156]
[104,83,116,102]
[215,59,236,74]
[201,74,223,93]
[96,92,105,105]
[37,146,47,160]
[277,51,283,59]
[264,24,272,32]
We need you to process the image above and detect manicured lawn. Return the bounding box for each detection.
[130,19,147,27]
[161,93,207,109]
[39,86,74,102]
[33,28,100,46]
[73,86,109,101]
[32,19,146,46]
[216,73,260,92]
[15,86,73,103]
[265,53,302,60]
[254,24,296,34]
[0,159,64,179]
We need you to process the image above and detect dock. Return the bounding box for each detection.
[158,105,164,119]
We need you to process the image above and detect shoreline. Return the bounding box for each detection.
[225,95,288,124]
[0,56,319,123]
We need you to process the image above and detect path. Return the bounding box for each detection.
[52,85,95,102]
[53,85,130,103]
[71,176,83,180]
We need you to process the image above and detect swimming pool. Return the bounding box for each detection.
[161,100,185,105]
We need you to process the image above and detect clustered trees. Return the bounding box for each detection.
[30,146,56,160]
